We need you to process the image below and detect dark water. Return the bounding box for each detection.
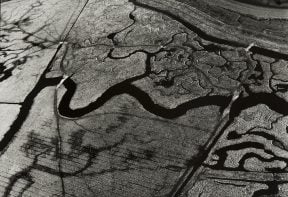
[233,0,288,8]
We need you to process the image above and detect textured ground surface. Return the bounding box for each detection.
[1,0,288,196]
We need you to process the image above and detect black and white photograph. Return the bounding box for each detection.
[1,0,288,196]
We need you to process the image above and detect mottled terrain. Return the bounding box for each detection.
[1,0,288,196]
